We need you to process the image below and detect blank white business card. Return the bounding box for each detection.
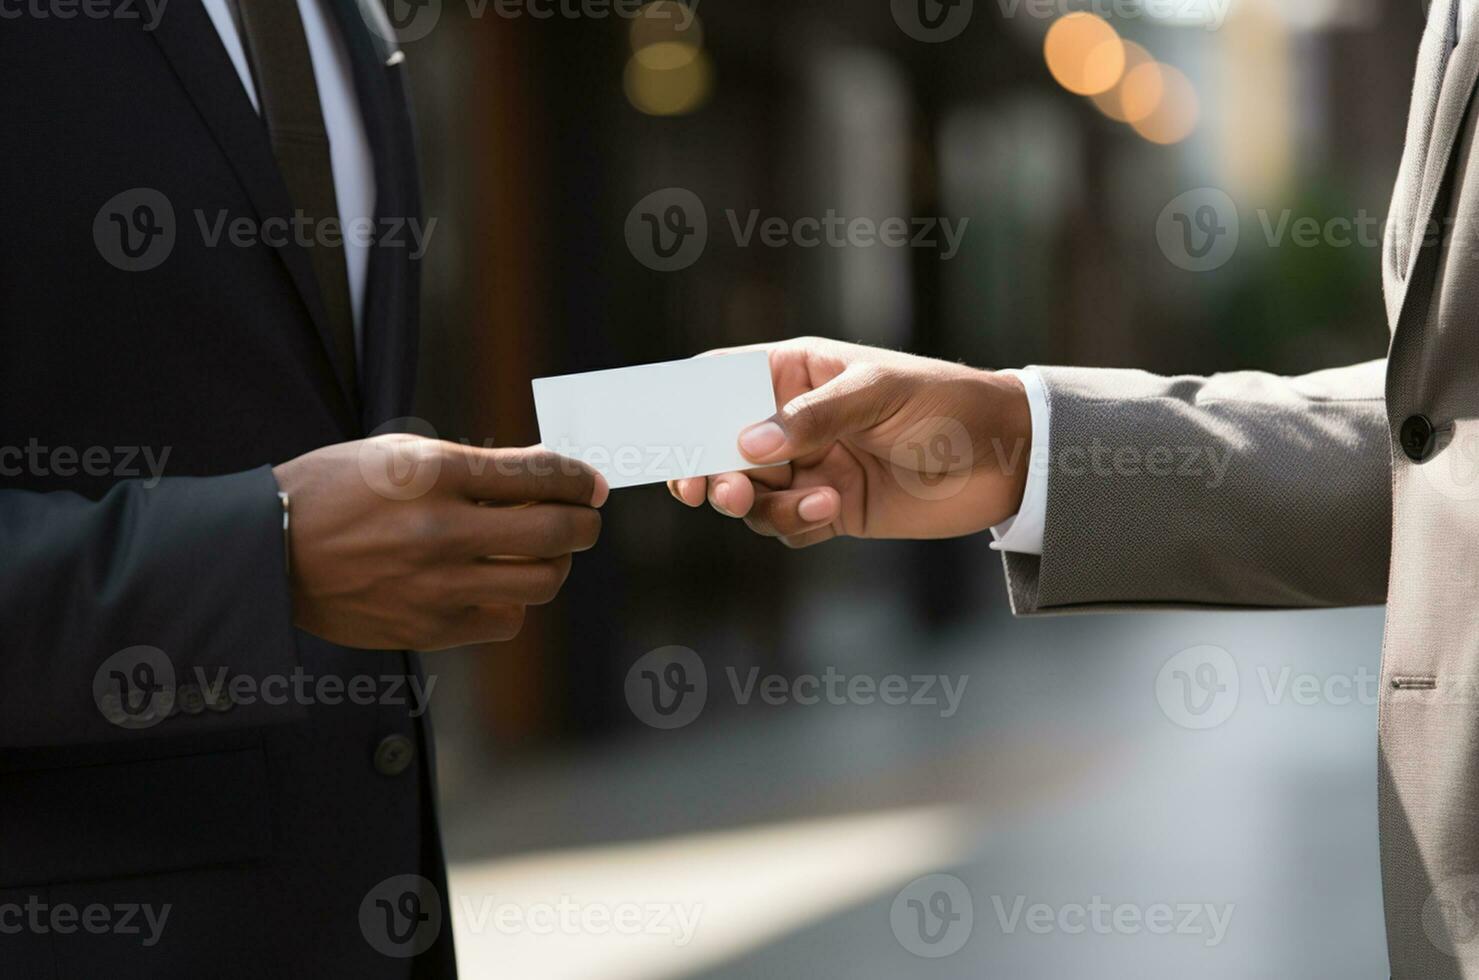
[533,351,778,490]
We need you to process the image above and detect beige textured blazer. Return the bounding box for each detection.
[1000,1,1479,974]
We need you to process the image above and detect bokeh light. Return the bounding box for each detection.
[1091,41,1154,122]
[1117,60,1167,125]
[631,1,704,70]
[624,50,714,116]
[1130,63,1198,144]
[1044,13,1126,97]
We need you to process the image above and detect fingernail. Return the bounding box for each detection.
[713,481,731,514]
[798,491,834,523]
[591,473,610,508]
[739,421,785,460]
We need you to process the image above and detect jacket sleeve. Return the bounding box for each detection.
[0,465,306,747]
[1001,359,1393,614]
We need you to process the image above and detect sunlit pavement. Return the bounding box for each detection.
[442,604,1388,979]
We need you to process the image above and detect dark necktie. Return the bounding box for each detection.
[230,0,358,383]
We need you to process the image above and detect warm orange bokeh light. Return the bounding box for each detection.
[1117,60,1166,125]
[1044,13,1126,97]
[1091,41,1154,122]
[1131,63,1199,144]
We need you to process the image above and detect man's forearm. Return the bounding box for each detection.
[0,469,304,747]
[1000,360,1392,614]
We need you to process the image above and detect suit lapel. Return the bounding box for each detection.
[1387,0,1461,324]
[1411,22,1479,274]
[147,0,361,419]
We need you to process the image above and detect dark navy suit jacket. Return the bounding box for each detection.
[0,1,457,975]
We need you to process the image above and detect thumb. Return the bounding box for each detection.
[737,367,886,463]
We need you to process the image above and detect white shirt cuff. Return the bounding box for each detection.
[989,367,1048,556]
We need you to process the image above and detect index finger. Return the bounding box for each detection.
[453,446,609,507]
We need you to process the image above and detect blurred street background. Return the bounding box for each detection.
[393,0,1412,973]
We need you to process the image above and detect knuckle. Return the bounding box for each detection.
[528,451,592,499]
[396,615,438,652]
[788,394,824,437]
[743,514,778,538]
[530,508,564,553]
[561,464,597,502]
[404,436,451,475]
[546,508,599,552]
[489,604,526,641]
[530,562,570,605]
[849,361,884,389]
[577,508,602,549]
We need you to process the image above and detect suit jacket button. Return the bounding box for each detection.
[1400,414,1436,461]
[374,734,415,777]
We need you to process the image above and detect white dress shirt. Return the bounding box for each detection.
[200,0,376,354]
[990,368,1049,555]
